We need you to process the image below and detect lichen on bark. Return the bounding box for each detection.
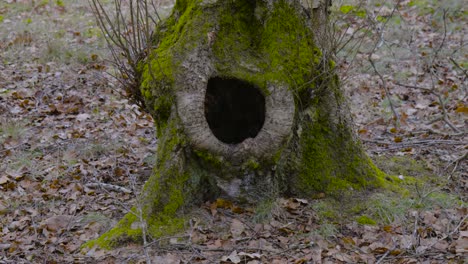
[83,0,400,250]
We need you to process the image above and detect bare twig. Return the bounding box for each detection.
[85,182,132,194]
[413,128,466,137]
[137,205,152,264]
[431,9,448,66]
[89,0,161,107]
[363,139,464,147]
[393,82,462,133]
[367,1,402,127]
[127,172,152,264]
[449,57,468,81]
[445,151,467,179]
[424,213,468,252]
[411,210,420,249]
[376,246,396,264]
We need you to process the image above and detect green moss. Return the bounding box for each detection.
[296,106,384,195]
[82,117,196,250]
[82,212,141,250]
[373,155,434,178]
[194,149,225,169]
[356,215,377,225]
[82,208,187,250]
[212,0,321,96]
[89,0,427,251]
[312,200,339,221]
[138,0,211,135]
[243,158,261,170]
[357,185,466,225]
[139,0,324,136]
[296,123,420,196]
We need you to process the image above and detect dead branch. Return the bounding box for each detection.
[363,139,466,150]
[446,151,467,179]
[89,0,161,108]
[367,1,402,128]
[394,82,462,133]
[85,182,132,194]
[449,57,468,81]
[414,128,466,137]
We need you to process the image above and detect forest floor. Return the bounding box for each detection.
[0,0,466,263]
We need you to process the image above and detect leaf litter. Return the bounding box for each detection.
[0,0,466,263]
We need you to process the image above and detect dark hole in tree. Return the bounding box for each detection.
[204,77,265,144]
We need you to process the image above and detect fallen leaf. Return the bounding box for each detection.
[42,215,74,232]
[293,198,309,205]
[454,238,468,254]
[153,253,181,264]
[455,105,468,113]
[0,175,9,185]
[221,250,241,264]
[207,239,223,250]
[216,198,233,209]
[230,219,245,239]
[191,230,207,244]
[238,251,262,259]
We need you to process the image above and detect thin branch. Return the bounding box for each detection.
[85,182,132,194]
[376,246,396,264]
[367,1,402,127]
[394,82,462,133]
[424,213,468,252]
[363,139,465,150]
[449,57,468,81]
[445,151,467,179]
[89,0,160,108]
[414,128,466,137]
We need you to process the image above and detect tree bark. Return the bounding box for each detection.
[84,0,387,249]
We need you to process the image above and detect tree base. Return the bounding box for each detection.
[82,0,405,251]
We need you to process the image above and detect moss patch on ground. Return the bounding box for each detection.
[305,155,466,227]
[373,155,435,178]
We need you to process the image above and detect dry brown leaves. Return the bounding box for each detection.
[0,0,466,263]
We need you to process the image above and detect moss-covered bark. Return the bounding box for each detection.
[83,0,396,250]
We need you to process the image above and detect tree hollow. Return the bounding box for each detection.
[204,77,265,144]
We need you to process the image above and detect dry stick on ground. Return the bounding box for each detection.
[445,151,467,180]
[413,128,466,137]
[85,182,132,194]
[87,173,152,263]
[363,138,465,147]
[129,172,152,264]
[394,82,463,134]
[376,244,397,264]
[367,2,401,128]
[414,213,468,258]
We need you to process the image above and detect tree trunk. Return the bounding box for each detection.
[85,0,387,249]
